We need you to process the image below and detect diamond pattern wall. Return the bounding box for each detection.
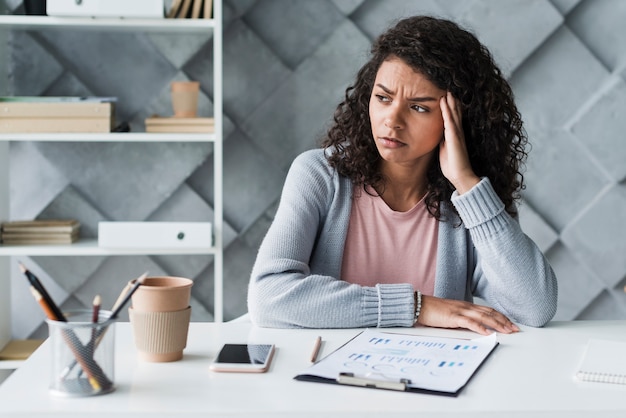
[5,0,626,339]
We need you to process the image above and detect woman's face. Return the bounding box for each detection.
[369,57,446,169]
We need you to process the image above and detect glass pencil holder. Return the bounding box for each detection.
[46,309,116,397]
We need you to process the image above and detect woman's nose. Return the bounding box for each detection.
[383,105,403,129]
[384,115,402,129]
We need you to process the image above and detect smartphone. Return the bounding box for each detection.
[209,343,275,373]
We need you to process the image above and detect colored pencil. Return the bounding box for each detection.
[109,272,148,319]
[18,262,66,322]
[91,295,101,324]
[89,295,101,349]
[25,278,107,391]
[29,287,57,321]
[62,272,147,380]
[111,281,132,313]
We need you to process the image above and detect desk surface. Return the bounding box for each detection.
[1,320,626,418]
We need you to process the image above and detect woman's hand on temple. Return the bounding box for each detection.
[438,92,480,194]
[416,295,520,335]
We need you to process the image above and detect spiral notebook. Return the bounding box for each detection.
[575,339,626,385]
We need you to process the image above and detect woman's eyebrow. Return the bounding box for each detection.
[375,83,439,102]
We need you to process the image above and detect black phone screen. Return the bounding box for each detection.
[215,344,273,364]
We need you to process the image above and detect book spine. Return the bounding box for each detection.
[0,118,112,133]
[1,239,78,245]
[1,228,77,233]
[192,0,203,19]
[203,0,213,18]
[0,102,113,118]
[145,117,214,125]
[167,0,184,18]
[146,126,214,133]
[177,0,193,18]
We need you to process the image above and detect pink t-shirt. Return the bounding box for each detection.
[341,187,438,296]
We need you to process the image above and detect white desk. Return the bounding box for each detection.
[1,320,625,417]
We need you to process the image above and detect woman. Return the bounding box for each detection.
[248,16,557,334]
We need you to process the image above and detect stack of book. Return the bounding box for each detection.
[167,0,212,19]
[0,220,80,245]
[0,97,116,133]
[145,116,214,133]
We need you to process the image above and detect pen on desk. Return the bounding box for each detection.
[310,336,322,363]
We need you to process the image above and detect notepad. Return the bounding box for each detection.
[575,339,626,385]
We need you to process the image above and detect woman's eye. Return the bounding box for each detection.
[412,105,428,113]
[376,94,390,102]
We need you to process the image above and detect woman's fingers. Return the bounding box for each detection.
[443,91,462,130]
[438,93,479,194]
[417,295,520,335]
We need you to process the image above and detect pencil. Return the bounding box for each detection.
[109,272,148,319]
[61,294,104,380]
[89,295,101,349]
[310,336,322,363]
[111,281,132,313]
[26,282,107,391]
[64,272,148,380]
[18,262,66,322]
[91,295,101,324]
[29,287,57,321]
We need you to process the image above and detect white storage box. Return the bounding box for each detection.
[98,222,212,248]
[47,0,165,18]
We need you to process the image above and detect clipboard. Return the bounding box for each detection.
[294,329,499,396]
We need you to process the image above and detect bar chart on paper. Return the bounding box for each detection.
[296,329,498,394]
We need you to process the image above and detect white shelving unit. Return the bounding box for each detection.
[0,3,224,370]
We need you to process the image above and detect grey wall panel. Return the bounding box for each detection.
[7,0,626,338]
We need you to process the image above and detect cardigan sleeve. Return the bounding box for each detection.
[451,178,558,327]
[247,150,415,328]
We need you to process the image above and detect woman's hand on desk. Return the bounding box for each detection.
[417,295,520,335]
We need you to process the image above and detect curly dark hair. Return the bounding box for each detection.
[321,15,527,219]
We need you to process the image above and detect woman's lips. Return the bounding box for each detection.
[378,136,405,148]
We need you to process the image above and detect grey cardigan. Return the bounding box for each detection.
[248,149,557,328]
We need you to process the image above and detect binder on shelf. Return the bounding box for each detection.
[46,0,165,18]
[98,222,213,248]
[294,329,498,396]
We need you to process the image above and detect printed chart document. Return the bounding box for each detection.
[295,329,498,396]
